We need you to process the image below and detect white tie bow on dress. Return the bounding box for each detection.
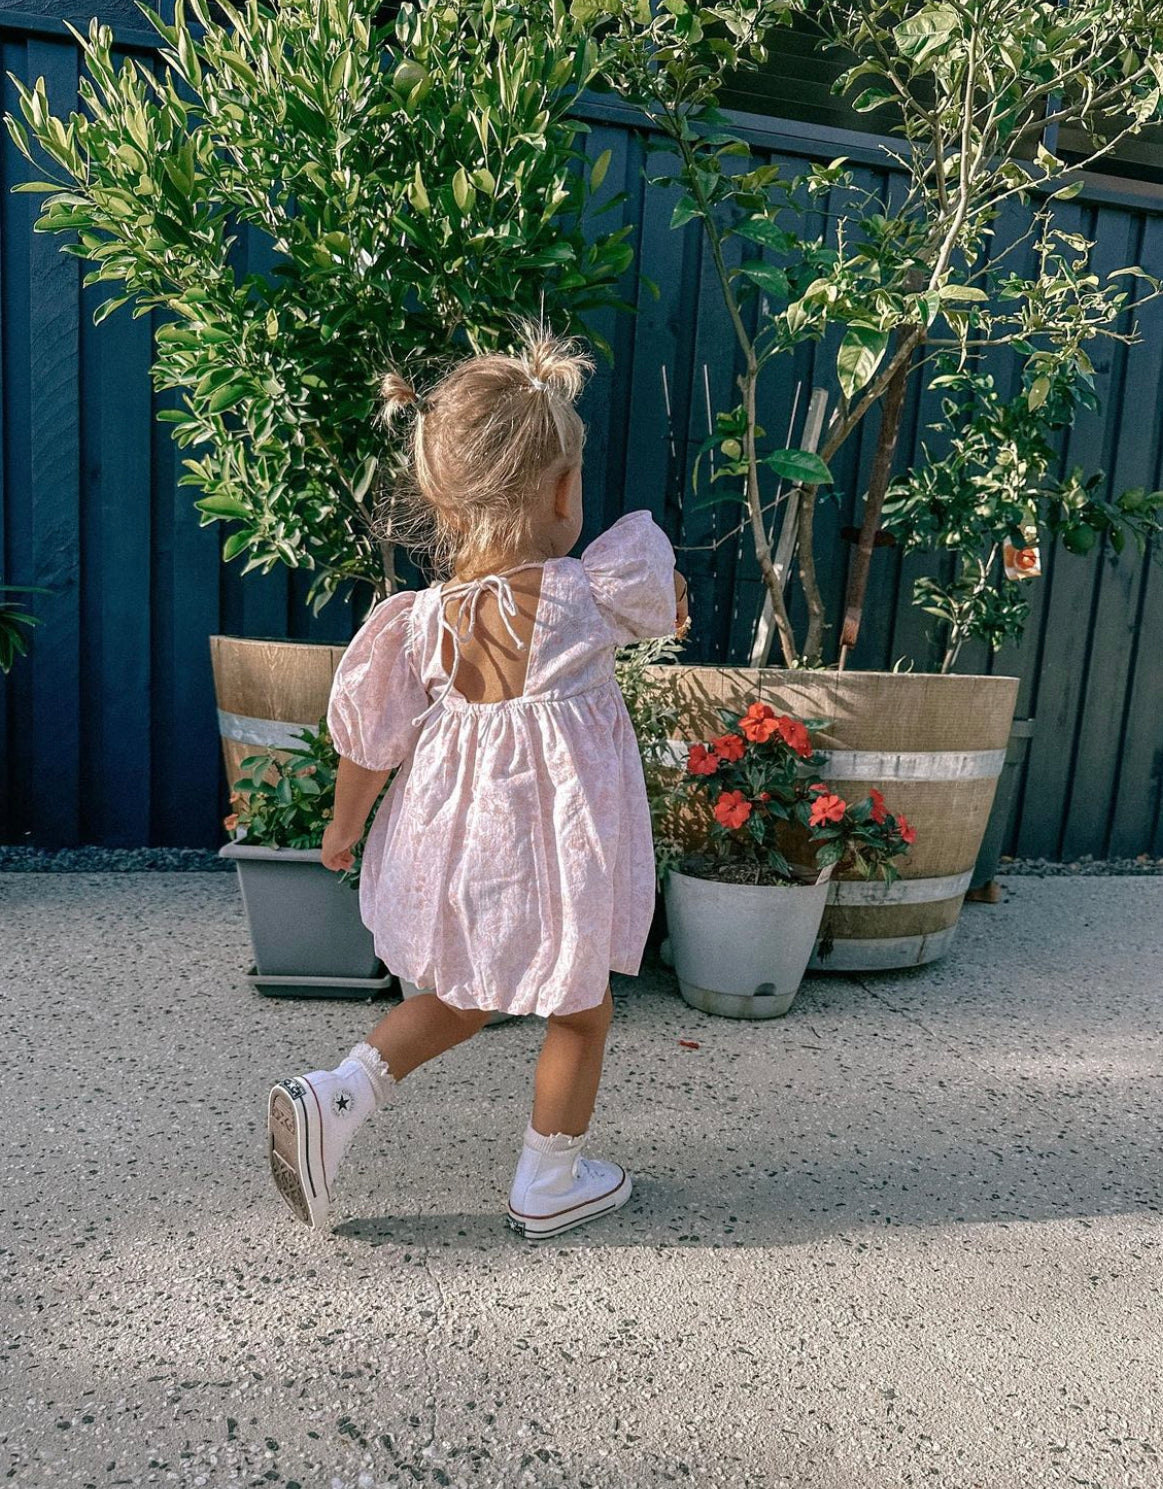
[410,563,541,728]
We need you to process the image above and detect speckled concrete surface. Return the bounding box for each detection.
[1,872,1160,1489]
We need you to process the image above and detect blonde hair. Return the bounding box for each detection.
[371,320,595,580]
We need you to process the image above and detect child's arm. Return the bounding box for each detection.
[321,758,391,871]
[674,570,690,636]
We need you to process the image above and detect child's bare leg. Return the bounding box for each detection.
[531,984,613,1136]
[364,992,493,1081]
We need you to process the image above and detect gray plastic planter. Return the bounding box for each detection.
[663,866,833,1019]
[219,840,385,987]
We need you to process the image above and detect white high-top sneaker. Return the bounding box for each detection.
[268,1050,388,1229]
[506,1120,632,1241]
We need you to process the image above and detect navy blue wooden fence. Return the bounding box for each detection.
[2,10,1162,856]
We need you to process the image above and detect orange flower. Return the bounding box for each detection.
[898,813,917,846]
[223,813,239,832]
[713,790,753,829]
[809,793,846,827]
[870,787,888,825]
[711,732,746,762]
[809,782,829,794]
[739,702,779,743]
[687,743,720,776]
[776,715,813,758]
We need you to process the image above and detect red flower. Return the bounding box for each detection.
[898,813,917,846]
[776,715,813,758]
[711,732,746,762]
[758,791,771,802]
[713,790,753,829]
[809,782,829,795]
[687,743,719,776]
[870,787,888,825]
[809,793,847,827]
[739,702,779,743]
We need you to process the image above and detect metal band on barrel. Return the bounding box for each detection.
[661,741,1006,780]
[808,925,959,971]
[217,708,317,751]
[826,870,973,906]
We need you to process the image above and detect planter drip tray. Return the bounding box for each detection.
[245,964,398,1002]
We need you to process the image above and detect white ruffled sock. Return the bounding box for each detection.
[337,1041,399,1111]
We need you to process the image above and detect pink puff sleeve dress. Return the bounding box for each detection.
[326,508,678,1018]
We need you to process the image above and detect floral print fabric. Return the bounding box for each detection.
[325,509,678,1016]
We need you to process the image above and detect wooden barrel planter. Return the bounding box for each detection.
[644,666,1019,972]
[209,634,346,793]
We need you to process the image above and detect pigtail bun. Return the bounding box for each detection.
[377,368,422,429]
[512,317,595,402]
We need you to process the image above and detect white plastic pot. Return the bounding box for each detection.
[663,866,832,1019]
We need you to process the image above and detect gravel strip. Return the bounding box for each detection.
[0,845,235,871]
[996,854,1163,876]
[2,845,1163,875]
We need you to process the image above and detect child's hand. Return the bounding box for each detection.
[321,820,360,872]
[674,570,690,638]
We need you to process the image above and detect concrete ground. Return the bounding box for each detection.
[1,872,1160,1489]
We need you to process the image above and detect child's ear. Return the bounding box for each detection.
[553,466,576,520]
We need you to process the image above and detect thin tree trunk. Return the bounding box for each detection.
[839,334,918,657]
[743,365,799,666]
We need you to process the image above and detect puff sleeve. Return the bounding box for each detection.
[326,590,430,771]
[579,509,678,647]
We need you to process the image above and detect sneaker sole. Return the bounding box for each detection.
[506,1167,632,1241]
[267,1078,331,1229]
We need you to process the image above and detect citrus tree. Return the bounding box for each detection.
[5,0,635,610]
[592,0,1163,665]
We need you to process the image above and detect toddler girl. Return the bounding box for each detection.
[267,324,689,1241]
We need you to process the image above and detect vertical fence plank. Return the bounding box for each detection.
[80,227,155,845]
[21,39,82,844]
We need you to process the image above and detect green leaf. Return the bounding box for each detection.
[409,163,430,215]
[451,166,473,213]
[836,326,888,401]
[670,195,700,229]
[815,838,846,867]
[738,261,789,297]
[208,382,249,414]
[1027,375,1051,411]
[892,4,958,63]
[590,147,612,192]
[850,86,896,113]
[764,448,834,486]
[195,493,251,519]
[939,284,988,303]
[731,219,797,254]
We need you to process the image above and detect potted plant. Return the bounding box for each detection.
[218,717,394,997]
[5,0,639,807]
[663,700,914,1017]
[591,0,1163,966]
[220,716,518,1021]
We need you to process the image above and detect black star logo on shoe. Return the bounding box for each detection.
[334,1091,351,1113]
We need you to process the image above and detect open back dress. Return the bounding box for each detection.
[325,508,678,1018]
